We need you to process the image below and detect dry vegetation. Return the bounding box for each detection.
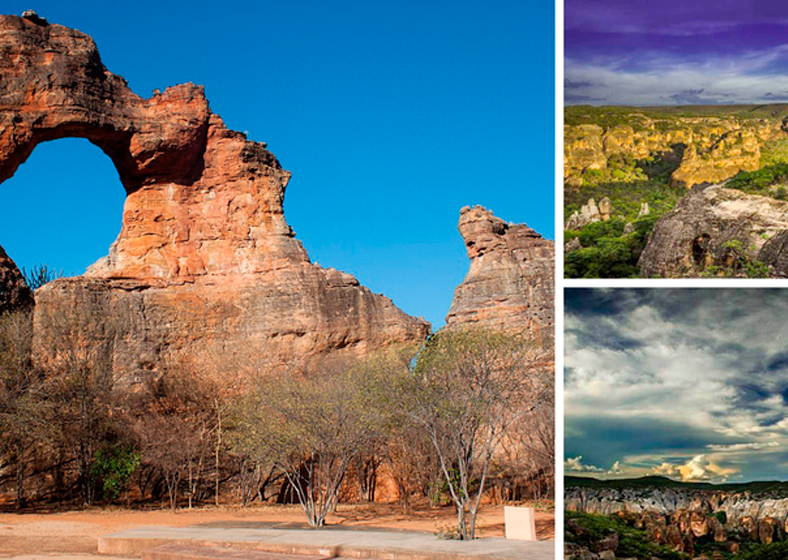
[0,308,554,540]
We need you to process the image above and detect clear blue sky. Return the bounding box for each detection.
[0,1,554,328]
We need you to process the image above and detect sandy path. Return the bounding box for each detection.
[0,503,554,558]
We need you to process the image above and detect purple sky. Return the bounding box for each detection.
[565,0,788,105]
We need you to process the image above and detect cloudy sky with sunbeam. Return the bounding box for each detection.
[565,289,788,483]
[565,0,788,105]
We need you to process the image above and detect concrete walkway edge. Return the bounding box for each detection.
[97,526,555,560]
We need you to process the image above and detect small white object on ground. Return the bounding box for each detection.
[504,506,537,541]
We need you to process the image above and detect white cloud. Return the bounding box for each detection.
[652,462,679,477]
[707,442,780,451]
[565,46,788,105]
[565,290,788,482]
[651,455,738,482]
[566,296,788,441]
[565,456,606,473]
[565,456,626,476]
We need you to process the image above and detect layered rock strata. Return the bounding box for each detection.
[638,184,788,277]
[564,115,786,188]
[0,13,429,377]
[445,206,554,332]
[566,486,788,553]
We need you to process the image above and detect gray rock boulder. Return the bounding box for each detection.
[639,184,788,277]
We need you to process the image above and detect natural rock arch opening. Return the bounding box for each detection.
[692,233,711,268]
[0,138,126,279]
[0,13,429,376]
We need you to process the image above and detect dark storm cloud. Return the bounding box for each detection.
[766,351,788,372]
[668,89,727,105]
[566,415,739,469]
[726,381,783,421]
[565,93,607,104]
[565,79,592,89]
[565,288,788,481]
[565,288,645,318]
[567,288,784,325]
[761,91,788,100]
[566,325,644,352]
[718,346,788,424]
[642,289,788,325]
[565,0,788,38]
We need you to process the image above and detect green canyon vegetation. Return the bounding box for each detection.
[564,105,788,278]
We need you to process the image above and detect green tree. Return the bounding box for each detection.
[400,328,553,540]
[21,264,62,292]
[91,444,140,502]
[229,359,390,527]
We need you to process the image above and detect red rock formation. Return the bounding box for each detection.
[0,13,429,375]
[445,206,554,332]
[0,243,32,313]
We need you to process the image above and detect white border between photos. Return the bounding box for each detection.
[555,0,565,557]
[554,2,788,557]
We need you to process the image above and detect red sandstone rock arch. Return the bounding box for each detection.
[1,14,429,375]
[1,14,293,280]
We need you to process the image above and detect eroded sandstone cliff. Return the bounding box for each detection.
[0,13,429,376]
[445,206,554,332]
[564,112,787,188]
[567,485,788,553]
[0,243,31,313]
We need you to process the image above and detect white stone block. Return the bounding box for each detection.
[504,506,537,541]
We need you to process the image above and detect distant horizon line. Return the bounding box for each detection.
[566,474,788,486]
[564,102,788,109]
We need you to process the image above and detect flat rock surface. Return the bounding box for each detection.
[143,543,336,560]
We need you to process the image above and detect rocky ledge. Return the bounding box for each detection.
[445,206,554,332]
[0,244,31,313]
[564,114,784,188]
[566,485,788,557]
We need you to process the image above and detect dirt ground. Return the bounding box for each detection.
[0,502,554,558]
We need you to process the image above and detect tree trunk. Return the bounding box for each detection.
[457,502,467,540]
[15,455,24,509]
[215,406,222,506]
[468,507,477,540]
